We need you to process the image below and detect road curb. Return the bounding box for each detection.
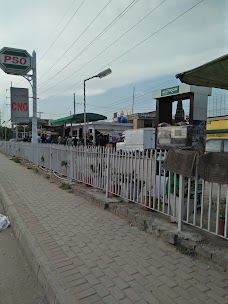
[0,183,76,304]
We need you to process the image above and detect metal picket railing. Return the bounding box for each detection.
[0,141,227,240]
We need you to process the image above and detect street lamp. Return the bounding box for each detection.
[83,68,112,146]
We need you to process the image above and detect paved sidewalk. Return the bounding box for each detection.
[0,153,228,304]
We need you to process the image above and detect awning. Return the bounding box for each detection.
[16,117,47,125]
[51,112,107,125]
[176,54,228,90]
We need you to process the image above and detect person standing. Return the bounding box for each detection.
[41,134,46,143]
[66,135,73,146]
[58,135,62,145]
[73,137,78,147]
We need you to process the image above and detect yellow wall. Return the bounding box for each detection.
[207,119,228,130]
[207,119,228,138]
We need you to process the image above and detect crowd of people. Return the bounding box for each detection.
[22,134,95,146]
[58,135,93,146]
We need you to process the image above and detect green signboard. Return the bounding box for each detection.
[161,86,179,96]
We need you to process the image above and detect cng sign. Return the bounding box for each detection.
[0,47,32,75]
[11,87,29,124]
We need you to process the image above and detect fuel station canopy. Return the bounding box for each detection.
[176,54,228,90]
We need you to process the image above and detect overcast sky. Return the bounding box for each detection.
[0,0,227,123]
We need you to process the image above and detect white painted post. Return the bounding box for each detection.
[70,146,73,181]
[50,144,52,172]
[178,175,185,231]
[216,184,221,235]
[106,148,110,198]
[224,187,228,238]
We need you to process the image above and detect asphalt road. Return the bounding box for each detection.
[0,204,47,304]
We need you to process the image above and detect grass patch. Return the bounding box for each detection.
[61,160,68,167]
[176,244,196,258]
[59,182,72,190]
[13,157,21,164]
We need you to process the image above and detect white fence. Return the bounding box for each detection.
[1,141,227,240]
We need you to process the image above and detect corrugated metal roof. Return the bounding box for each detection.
[176,54,228,90]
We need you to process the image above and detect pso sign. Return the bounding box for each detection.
[0,47,32,75]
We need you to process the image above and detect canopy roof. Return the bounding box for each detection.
[51,112,107,125]
[16,117,46,125]
[176,54,228,90]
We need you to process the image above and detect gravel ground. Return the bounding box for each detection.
[0,204,47,304]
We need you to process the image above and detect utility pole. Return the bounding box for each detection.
[37,111,44,136]
[132,86,135,114]
[37,111,44,118]
[74,93,76,114]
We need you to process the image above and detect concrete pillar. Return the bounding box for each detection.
[133,119,144,129]
[192,93,208,150]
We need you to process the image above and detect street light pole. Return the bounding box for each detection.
[83,68,112,146]
[84,79,87,146]
[32,51,37,144]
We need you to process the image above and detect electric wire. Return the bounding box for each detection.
[38,0,112,81]
[39,0,204,103]
[14,0,82,86]
[38,0,86,64]
[39,0,166,95]
[55,0,77,29]
[38,0,140,89]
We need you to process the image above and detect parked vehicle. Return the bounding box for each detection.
[116,128,156,152]
[205,138,228,153]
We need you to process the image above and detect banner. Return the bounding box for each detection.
[11,87,29,124]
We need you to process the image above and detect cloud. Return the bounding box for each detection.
[0,0,227,121]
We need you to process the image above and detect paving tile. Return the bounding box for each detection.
[1,153,228,304]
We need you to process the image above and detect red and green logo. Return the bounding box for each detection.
[0,47,32,75]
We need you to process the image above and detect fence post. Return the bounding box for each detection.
[37,143,39,166]
[50,144,52,172]
[106,148,110,198]
[178,174,185,231]
[70,146,73,181]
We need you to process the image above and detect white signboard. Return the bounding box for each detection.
[11,87,29,124]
